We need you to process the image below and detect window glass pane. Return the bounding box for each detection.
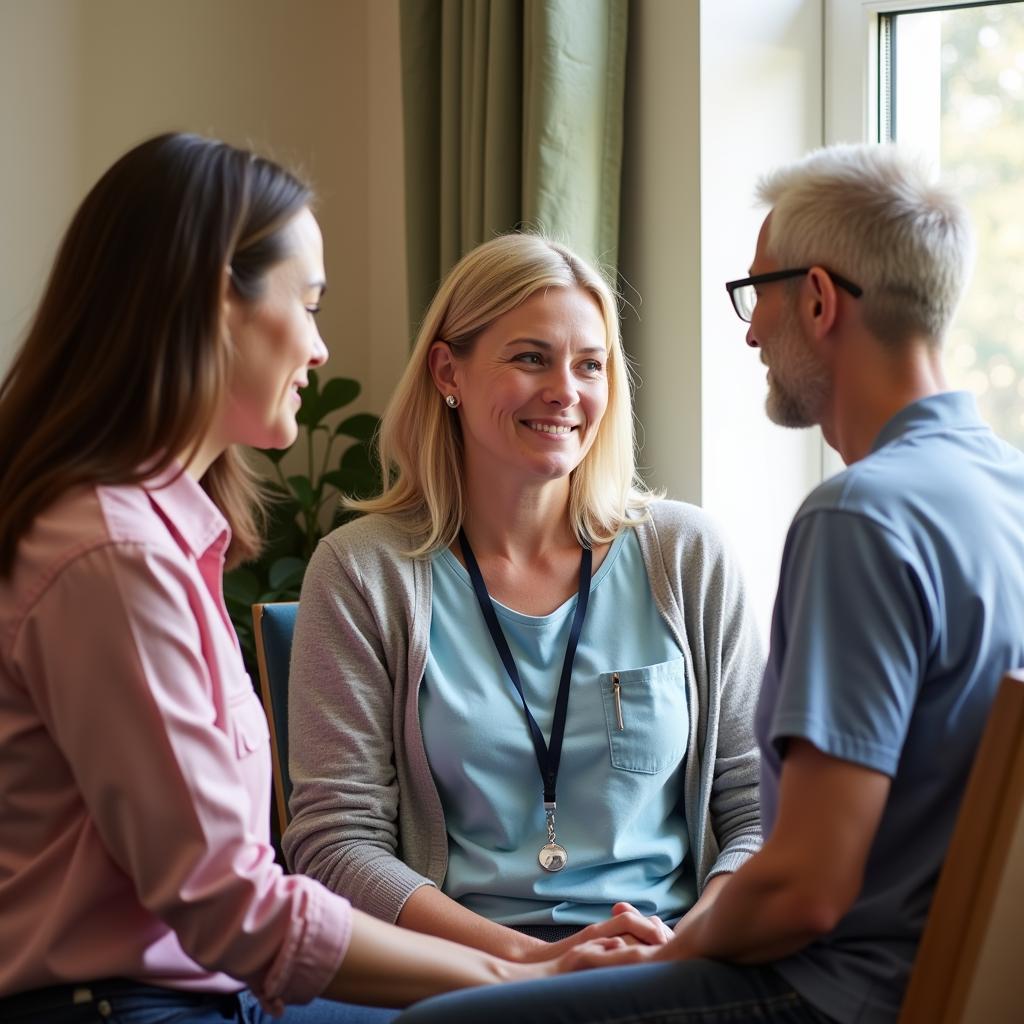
[888,1,1024,450]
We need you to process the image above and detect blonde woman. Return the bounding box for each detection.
[284,234,763,963]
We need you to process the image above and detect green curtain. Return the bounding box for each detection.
[400,0,628,338]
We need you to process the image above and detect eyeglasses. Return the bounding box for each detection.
[725,268,863,323]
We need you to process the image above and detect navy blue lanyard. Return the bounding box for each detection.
[458,528,592,805]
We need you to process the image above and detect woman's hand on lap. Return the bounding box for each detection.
[553,937,662,973]
[610,901,675,943]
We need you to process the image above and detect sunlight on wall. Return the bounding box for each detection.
[0,0,408,421]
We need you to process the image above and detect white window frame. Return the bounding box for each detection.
[826,0,977,145]
[822,0,986,475]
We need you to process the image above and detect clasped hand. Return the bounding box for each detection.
[522,901,675,975]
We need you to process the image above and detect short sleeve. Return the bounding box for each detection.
[765,510,932,777]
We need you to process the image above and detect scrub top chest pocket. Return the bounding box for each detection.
[599,657,689,774]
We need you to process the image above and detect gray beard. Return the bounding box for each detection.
[766,375,820,428]
[764,310,830,429]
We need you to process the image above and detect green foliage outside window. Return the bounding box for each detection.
[938,2,1024,450]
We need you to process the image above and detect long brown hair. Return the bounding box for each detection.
[0,132,312,575]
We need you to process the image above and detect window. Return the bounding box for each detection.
[828,0,1024,450]
[884,1,1024,450]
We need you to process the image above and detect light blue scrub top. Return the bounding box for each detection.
[421,528,695,926]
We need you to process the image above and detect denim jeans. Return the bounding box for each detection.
[0,979,399,1024]
[395,960,837,1024]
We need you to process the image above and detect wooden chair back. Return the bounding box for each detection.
[899,669,1024,1022]
[251,601,299,830]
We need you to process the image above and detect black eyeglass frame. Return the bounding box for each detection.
[725,268,863,323]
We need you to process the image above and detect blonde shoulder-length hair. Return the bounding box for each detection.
[351,233,656,554]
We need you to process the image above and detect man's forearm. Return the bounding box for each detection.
[674,872,730,931]
[659,858,835,964]
[659,741,889,965]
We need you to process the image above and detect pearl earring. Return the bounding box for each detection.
[445,394,460,409]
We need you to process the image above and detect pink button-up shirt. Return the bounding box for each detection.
[0,469,351,1008]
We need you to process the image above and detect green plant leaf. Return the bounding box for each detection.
[295,399,320,427]
[341,441,375,474]
[225,599,255,632]
[335,443,380,503]
[224,370,379,682]
[320,469,349,491]
[268,556,307,591]
[335,412,379,441]
[256,447,288,465]
[287,475,317,509]
[224,568,262,605]
[319,377,360,417]
[259,498,303,562]
[295,368,323,427]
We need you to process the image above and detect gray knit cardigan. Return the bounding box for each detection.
[282,500,764,923]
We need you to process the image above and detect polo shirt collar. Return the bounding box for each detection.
[870,391,982,455]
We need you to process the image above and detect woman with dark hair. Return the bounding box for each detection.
[0,133,615,1024]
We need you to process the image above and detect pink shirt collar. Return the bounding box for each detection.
[143,462,230,562]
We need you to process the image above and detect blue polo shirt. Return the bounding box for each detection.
[756,391,1024,1023]
[421,527,695,925]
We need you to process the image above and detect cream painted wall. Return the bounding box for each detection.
[0,0,407,418]
[0,1,82,358]
[620,0,824,632]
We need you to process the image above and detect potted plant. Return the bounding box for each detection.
[224,369,380,676]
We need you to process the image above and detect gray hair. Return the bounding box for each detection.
[756,144,974,346]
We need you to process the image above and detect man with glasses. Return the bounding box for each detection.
[393,144,1024,1024]
[726,266,861,428]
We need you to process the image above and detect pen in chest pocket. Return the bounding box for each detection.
[612,672,624,730]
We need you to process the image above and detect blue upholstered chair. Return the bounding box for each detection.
[251,602,299,829]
